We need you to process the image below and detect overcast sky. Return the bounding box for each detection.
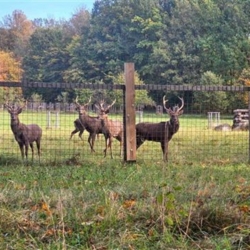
[0,0,95,21]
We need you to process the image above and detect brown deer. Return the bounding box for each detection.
[97,99,123,159]
[70,118,85,140]
[136,96,184,161]
[5,102,42,163]
[75,97,103,152]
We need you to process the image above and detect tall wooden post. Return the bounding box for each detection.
[124,63,136,162]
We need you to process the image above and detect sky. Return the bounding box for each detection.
[0,0,96,21]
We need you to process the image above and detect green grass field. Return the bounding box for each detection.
[0,110,250,249]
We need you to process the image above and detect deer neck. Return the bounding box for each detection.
[79,113,87,123]
[101,117,107,127]
[169,119,179,134]
[10,118,22,134]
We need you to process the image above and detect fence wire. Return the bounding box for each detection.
[0,83,249,165]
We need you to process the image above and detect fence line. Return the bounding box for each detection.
[0,81,248,92]
[0,65,250,163]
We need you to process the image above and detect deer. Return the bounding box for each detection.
[70,118,85,140]
[75,97,103,152]
[5,102,42,163]
[136,96,184,161]
[97,99,123,159]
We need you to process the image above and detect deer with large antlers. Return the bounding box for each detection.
[136,96,184,161]
[75,97,103,152]
[5,102,42,163]
[97,99,123,159]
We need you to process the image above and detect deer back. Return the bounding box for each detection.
[25,124,43,141]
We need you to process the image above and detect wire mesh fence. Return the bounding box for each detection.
[0,83,249,165]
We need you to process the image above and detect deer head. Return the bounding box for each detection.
[5,101,26,124]
[96,99,116,118]
[163,95,184,126]
[75,96,91,115]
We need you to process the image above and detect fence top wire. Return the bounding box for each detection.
[0,82,125,90]
[0,81,249,92]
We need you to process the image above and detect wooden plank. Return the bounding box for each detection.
[124,63,136,162]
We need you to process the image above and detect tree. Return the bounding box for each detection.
[0,10,34,58]
[193,71,229,113]
[0,51,22,81]
[22,27,71,101]
[0,51,23,101]
[196,0,250,83]
[68,7,90,36]
[69,0,161,84]
[108,71,155,108]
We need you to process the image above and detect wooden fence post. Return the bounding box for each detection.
[124,63,136,162]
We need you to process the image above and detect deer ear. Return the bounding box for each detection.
[17,107,23,114]
[178,110,184,116]
[166,109,172,115]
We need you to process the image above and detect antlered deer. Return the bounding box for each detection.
[136,96,184,161]
[5,102,42,163]
[75,97,103,152]
[70,118,85,140]
[97,100,123,159]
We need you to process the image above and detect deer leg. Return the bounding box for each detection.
[18,142,25,161]
[108,137,113,159]
[161,141,168,162]
[70,128,79,139]
[24,142,29,161]
[30,142,34,162]
[103,135,108,158]
[91,133,96,152]
[36,140,41,164]
[136,136,144,149]
[88,134,95,152]
[78,129,84,140]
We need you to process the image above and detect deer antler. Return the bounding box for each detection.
[85,97,91,107]
[177,97,184,112]
[4,99,11,109]
[163,95,170,112]
[105,99,116,112]
[20,99,27,110]
[75,96,79,105]
[75,96,92,107]
[100,100,105,110]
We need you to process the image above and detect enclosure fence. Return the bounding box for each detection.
[0,65,250,165]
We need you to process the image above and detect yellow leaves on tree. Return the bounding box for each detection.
[0,51,22,81]
[0,51,23,100]
[238,68,250,105]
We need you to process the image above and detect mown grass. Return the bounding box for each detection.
[0,110,250,249]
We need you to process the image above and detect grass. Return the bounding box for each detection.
[1,161,250,249]
[0,110,250,249]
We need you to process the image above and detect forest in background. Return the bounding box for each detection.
[1,0,250,112]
